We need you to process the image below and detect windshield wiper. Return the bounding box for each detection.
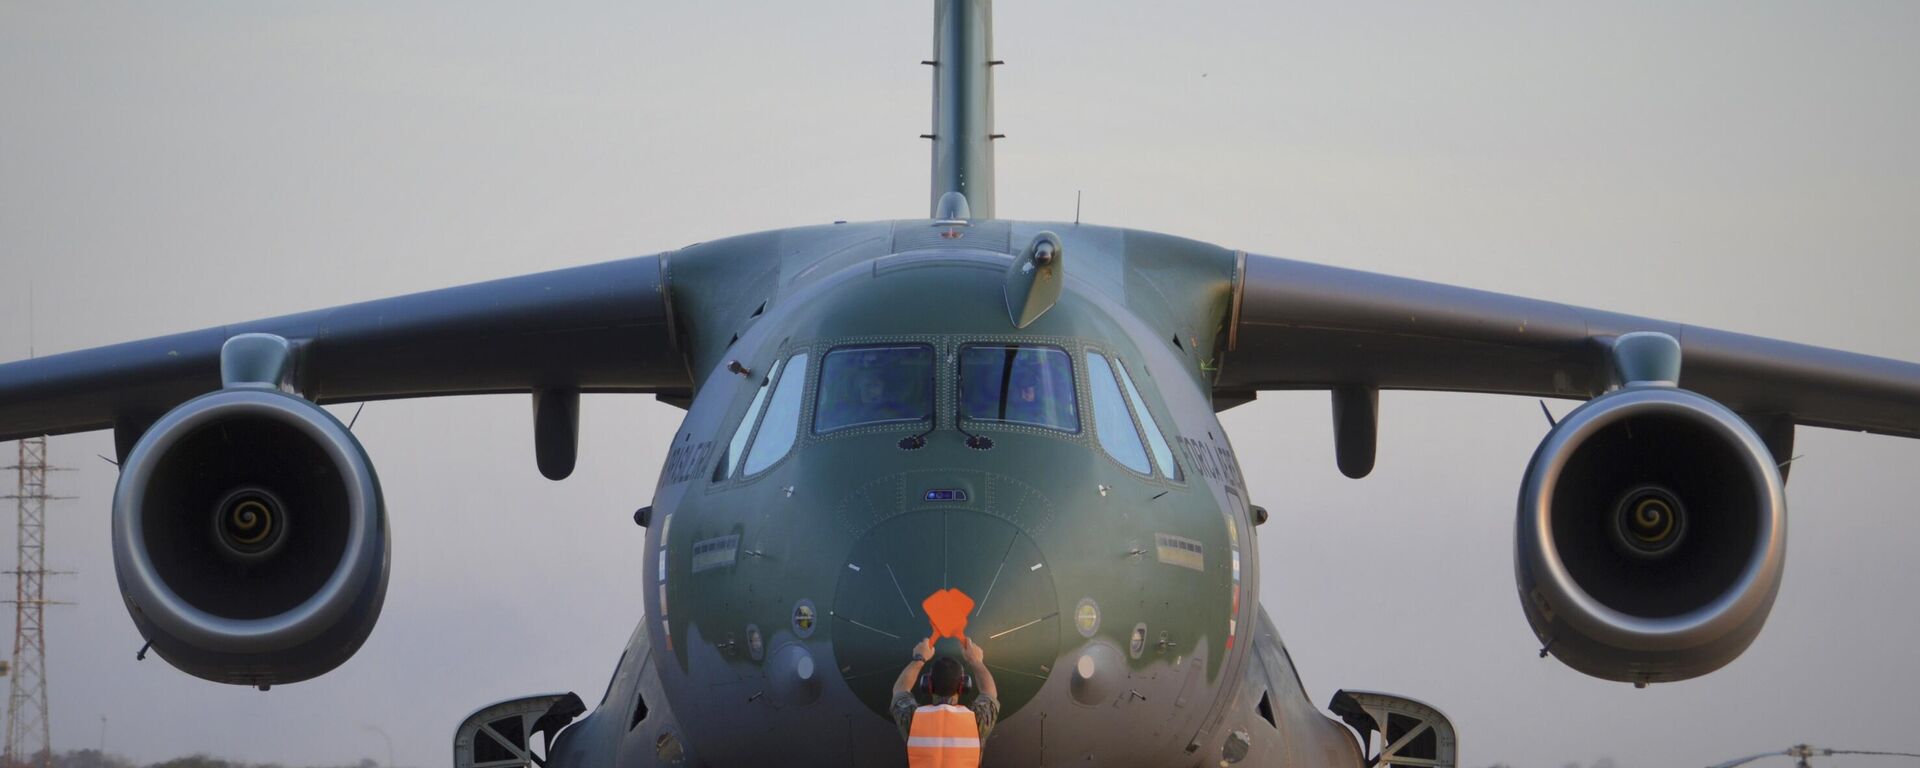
[952,375,996,450]
[898,415,936,450]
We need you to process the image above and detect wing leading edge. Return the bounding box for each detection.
[1218,252,1920,440]
[0,255,689,452]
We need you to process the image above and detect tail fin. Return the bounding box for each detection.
[927,0,997,219]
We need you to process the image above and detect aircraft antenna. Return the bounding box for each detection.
[1075,191,1082,225]
[3,437,75,768]
[924,0,998,219]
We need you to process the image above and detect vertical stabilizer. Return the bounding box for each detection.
[928,0,996,219]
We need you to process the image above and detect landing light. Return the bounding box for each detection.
[1074,598,1100,637]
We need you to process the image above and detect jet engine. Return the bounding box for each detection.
[1515,385,1785,684]
[112,387,389,687]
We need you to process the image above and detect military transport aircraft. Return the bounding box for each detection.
[4,2,1918,767]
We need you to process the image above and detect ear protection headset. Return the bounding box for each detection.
[918,656,974,698]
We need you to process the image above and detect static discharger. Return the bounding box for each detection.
[922,588,975,642]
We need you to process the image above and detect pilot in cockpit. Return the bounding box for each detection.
[858,371,889,406]
[1003,368,1048,425]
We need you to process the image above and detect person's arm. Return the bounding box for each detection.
[892,637,934,698]
[962,636,998,702]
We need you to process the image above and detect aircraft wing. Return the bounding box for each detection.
[1217,252,1920,440]
[0,255,688,453]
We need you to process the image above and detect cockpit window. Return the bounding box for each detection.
[1114,359,1182,481]
[958,345,1079,432]
[814,345,935,433]
[1086,352,1151,474]
[714,356,782,481]
[743,352,809,475]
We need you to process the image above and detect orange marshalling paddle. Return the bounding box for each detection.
[921,588,975,645]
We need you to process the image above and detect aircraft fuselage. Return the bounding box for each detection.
[548,219,1364,766]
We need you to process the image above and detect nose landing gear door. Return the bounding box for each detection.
[455,692,586,768]
[1327,690,1457,768]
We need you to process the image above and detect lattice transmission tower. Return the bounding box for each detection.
[4,437,69,768]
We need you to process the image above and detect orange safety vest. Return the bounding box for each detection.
[906,703,982,768]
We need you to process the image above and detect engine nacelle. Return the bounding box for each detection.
[1516,386,1786,684]
[112,387,389,686]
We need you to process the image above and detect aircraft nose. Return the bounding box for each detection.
[830,508,1059,719]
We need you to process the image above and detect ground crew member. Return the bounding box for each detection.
[891,634,999,767]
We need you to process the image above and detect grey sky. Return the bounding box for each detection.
[3,3,1918,767]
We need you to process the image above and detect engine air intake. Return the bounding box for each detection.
[1515,386,1785,684]
[113,387,389,686]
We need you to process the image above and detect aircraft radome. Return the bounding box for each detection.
[2,3,1917,767]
